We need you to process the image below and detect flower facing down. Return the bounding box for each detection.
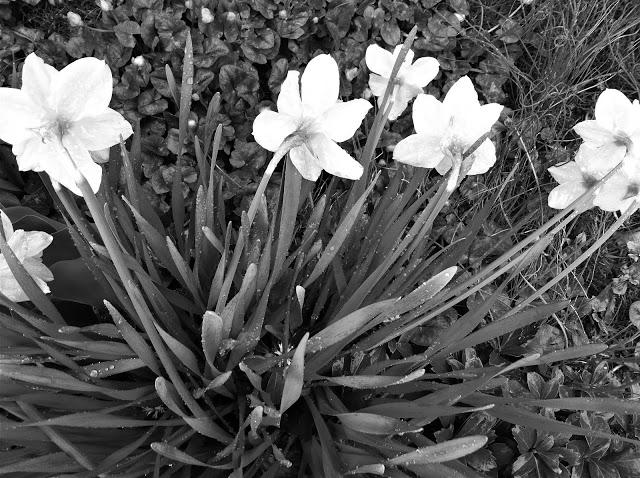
[365,44,439,121]
[0,212,53,302]
[547,144,639,212]
[0,53,133,195]
[393,76,503,175]
[573,89,640,164]
[252,54,372,181]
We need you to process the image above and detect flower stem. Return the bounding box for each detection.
[64,158,211,424]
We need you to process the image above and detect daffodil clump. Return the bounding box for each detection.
[0,39,639,477]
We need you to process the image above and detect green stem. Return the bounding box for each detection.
[58,148,209,421]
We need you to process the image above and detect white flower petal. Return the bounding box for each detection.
[573,120,616,146]
[386,84,422,121]
[0,88,44,146]
[393,133,444,169]
[0,274,29,302]
[594,89,633,132]
[13,137,50,173]
[365,44,394,76]
[308,134,363,180]
[301,54,339,115]
[466,139,497,175]
[319,99,371,142]
[435,156,453,175]
[0,211,14,240]
[412,94,448,135]
[403,57,439,88]
[52,57,113,121]
[21,53,58,108]
[277,71,302,118]
[68,109,133,151]
[21,231,54,258]
[62,132,103,194]
[457,103,503,145]
[391,45,414,67]
[593,172,633,211]
[548,182,590,210]
[548,161,584,184]
[369,74,389,98]
[289,144,323,181]
[23,257,54,283]
[443,76,479,113]
[252,110,298,152]
[575,142,625,178]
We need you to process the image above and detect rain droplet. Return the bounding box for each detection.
[89,370,99,378]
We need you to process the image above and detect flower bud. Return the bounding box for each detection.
[201,7,214,23]
[454,12,465,22]
[226,11,237,21]
[345,67,358,82]
[98,0,113,11]
[312,16,319,24]
[132,55,145,67]
[188,118,197,129]
[362,87,372,100]
[67,11,83,27]
[184,0,192,8]
[278,9,287,19]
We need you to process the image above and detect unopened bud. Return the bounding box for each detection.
[184,0,192,8]
[278,9,287,19]
[454,13,465,22]
[98,0,112,11]
[362,87,372,100]
[132,55,145,67]
[226,11,236,21]
[67,11,83,26]
[345,67,358,82]
[188,118,197,129]
[312,16,318,24]
[201,7,214,23]
[191,92,200,101]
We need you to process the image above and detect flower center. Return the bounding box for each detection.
[32,118,72,145]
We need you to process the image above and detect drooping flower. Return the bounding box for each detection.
[0,53,133,195]
[393,76,503,175]
[365,44,439,121]
[252,54,372,181]
[573,89,640,165]
[0,211,53,302]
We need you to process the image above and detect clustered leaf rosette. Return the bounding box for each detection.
[365,44,440,121]
[392,76,503,175]
[252,54,372,181]
[548,89,640,211]
[0,53,133,195]
[0,212,53,302]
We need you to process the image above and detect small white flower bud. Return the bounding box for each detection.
[454,13,465,22]
[345,67,358,82]
[191,92,200,101]
[312,16,318,24]
[278,9,287,19]
[201,7,214,23]
[67,11,83,27]
[187,118,197,129]
[362,87,372,100]
[184,0,192,8]
[99,0,113,11]
[226,11,236,21]
[132,55,145,67]
[520,0,534,4]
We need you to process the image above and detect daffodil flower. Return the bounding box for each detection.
[393,76,503,175]
[365,44,439,121]
[547,144,636,211]
[252,54,372,181]
[0,211,53,302]
[0,53,133,195]
[573,89,640,164]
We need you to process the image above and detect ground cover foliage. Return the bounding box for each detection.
[1,0,640,477]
